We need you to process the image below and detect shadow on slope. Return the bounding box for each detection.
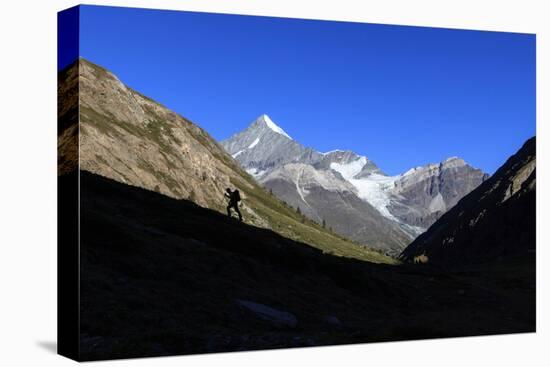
[72,171,534,361]
[401,137,536,267]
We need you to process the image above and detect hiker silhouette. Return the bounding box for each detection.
[225,188,243,222]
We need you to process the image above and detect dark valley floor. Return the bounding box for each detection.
[71,171,535,361]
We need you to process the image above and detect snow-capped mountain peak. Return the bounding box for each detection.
[221,113,489,254]
[441,156,466,168]
[257,114,293,140]
[221,114,320,180]
[330,156,368,180]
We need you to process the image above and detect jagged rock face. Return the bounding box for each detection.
[222,115,489,254]
[59,58,388,263]
[222,117,422,254]
[222,118,418,254]
[58,62,79,175]
[220,114,322,177]
[262,163,356,198]
[314,150,382,177]
[400,137,536,266]
[388,157,490,227]
[260,163,412,255]
[78,59,248,214]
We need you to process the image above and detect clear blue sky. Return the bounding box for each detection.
[70,5,535,175]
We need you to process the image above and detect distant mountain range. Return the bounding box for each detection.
[221,114,488,255]
[61,58,530,261]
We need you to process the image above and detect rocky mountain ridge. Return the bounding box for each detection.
[222,114,323,178]
[221,114,489,254]
[400,136,535,266]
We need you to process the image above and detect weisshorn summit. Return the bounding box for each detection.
[221,115,488,255]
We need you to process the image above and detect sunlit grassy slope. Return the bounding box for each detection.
[76,58,397,265]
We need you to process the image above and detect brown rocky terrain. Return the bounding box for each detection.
[60,58,393,264]
[57,61,79,175]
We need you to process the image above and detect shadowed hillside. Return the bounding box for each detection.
[74,171,534,361]
[401,137,535,267]
[65,58,394,264]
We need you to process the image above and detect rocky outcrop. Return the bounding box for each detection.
[314,150,382,177]
[388,157,489,227]
[58,61,79,175]
[400,137,535,266]
[78,58,242,212]
[221,114,322,178]
[261,163,412,255]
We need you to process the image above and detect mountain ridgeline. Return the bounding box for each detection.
[400,137,536,266]
[59,58,532,265]
[221,115,488,255]
[59,58,393,264]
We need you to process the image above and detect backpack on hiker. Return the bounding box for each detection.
[234,189,241,202]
